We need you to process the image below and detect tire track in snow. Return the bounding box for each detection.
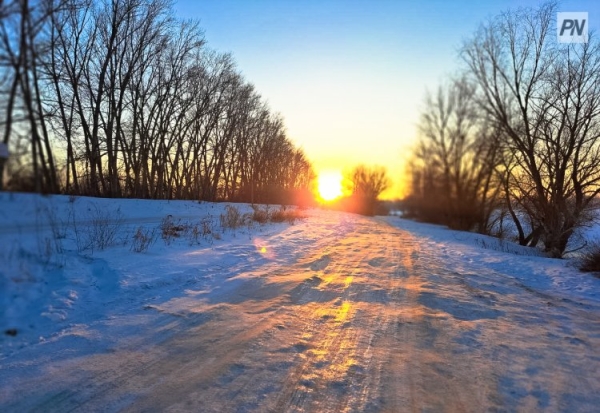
[271,219,408,412]
[5,211,600,412]
[273,249,371,411]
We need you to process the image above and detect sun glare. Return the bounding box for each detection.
[318,171,343,201]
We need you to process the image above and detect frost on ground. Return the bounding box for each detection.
[1,193,600,412]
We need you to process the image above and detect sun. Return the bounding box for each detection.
[317,171,343,202]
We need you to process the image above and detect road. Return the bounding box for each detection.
[2,212,600,412]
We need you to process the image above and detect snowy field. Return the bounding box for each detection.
[1,193,600,412]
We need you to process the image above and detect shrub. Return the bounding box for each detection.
[131,227,156,252]
[270,205,305,224]
[36,236,65,267]
[186,216,216,245]
[187,223,201,245]
[270,209,285,223]
[76,205,124,251]
[201,217,215,239]
[251,205,270,224]
[44,207,68,240]
[243,213,255,230]
[160,215,185,244]
[220,205,244,230]
[579,241,600,274]
[249,204,306,224]
[38,204,67,256]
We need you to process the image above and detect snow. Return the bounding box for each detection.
[1,193,600,411]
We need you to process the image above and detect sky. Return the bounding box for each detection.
[172,0,599,199]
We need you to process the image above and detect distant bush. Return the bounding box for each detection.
[186,216,217,245]
[131,227,156,252]
[201,217,216,240]
[251,205,270,224]
[269,206,287,223]
[220,205,244,230]
[160,215,186,244]
[249,204,306,224]
[270,205,305,224]
[76,205,124,251]
[38,204,68,258]
[579,241,600,275]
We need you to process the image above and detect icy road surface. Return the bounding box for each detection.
[2,209,600,412]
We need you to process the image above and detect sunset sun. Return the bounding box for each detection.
[317,171,343,202]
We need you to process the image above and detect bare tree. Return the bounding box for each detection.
[346,165,390,215]
[462,1,600,256]
[0,0,61,193]
[0,0,314,204]
[408,77,502,232]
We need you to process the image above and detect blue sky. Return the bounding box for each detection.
[173,0,599,198]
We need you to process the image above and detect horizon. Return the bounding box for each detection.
[173,0,599,199]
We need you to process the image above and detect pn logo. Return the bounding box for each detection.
[557,12,588,43]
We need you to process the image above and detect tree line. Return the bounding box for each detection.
[405,1,600,258]
[0,0,314,204]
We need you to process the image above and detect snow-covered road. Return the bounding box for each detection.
[2,204,600,412]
